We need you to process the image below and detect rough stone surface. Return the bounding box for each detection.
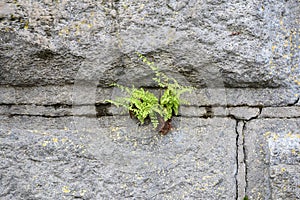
[0,86,16,104]
[0,0,299,90]
[163,88,299,107]
[0,105,72,117]
[178,106,207,117]
[211,106,261,120]
[211,106,229,117]
[0,115,75,130]
[0,117,237,199]
[260,107,300,118]
[245,119,300,200]
[228,107,261,120]
[0,86,298,107]
[0,0,300,199]
[0,85,112,105]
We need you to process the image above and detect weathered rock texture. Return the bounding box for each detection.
[0,0,300,199]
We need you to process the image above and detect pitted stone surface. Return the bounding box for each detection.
[245,119,300,200]
[260,107,300,118]
[182,88,298,106]
[0,86,298,107]
[0,0,300,199]
[0,0,299,90]
[178,106,207,117]
[228,107,260,120]
[0,117,237,199]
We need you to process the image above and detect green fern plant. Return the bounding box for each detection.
[106,53,193,133]
[137,53,193,121]
[106,84,163,128]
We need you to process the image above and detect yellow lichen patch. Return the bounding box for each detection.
[281,168,286,173]
[62,186,70,193]
[122,3,128,10]
[59,28,70,36]
[202,175,212,180]
[139,4,145,11]
[280,19,284,26]
[289,33,293,42]
[283,186,287,191]
[196,187,207,191]
[284,40,289,47]
[80,190,86,196]
[111,127,120,132]
[264,131,279,141]
[133,141,137,147]
[264,131,271,137]
[283,54,289,59]
[284,132,292,138]
[61,138,68,143]
[291,149,296,155]
[24,20,29,30]
[136,175,143,180]
[42,141,49,147]
[52,137,58,143]
[294,80,300,86]
[273,134,279,141]
[271,45,276,52]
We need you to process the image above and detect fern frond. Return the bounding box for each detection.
[106,53,194,132]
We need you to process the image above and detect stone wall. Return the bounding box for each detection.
[0,0,299,199]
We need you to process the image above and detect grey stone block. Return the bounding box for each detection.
[225,88,298,107]
[0,115,76,130]
[0,86,298,108]
[228,107,261,120]
[0,0,299,90]
[0,86,16,104]
[105,105,126,116]
[212,107,229,117]
[0,105,72,116]
[245,119,300,200]
[270,165,300,200]
[0,86,113,105]
[260,107,300,118]
[182,88,298,107]
[14,86,73,105]
[0,0,299,199]
[178,106,207,117]
[0,117,237,199]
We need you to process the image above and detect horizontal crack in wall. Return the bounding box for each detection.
[1,104,299,119]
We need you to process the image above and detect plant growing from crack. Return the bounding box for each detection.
[243,195,249,200]
[106,53,193,134]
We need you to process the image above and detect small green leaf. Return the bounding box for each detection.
[243,196,249,200]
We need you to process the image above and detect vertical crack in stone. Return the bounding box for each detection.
[236,120,247,199]
[242,121,248,196]
[235,120,239,200]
